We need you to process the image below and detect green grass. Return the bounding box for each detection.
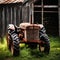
[0,36,60,60]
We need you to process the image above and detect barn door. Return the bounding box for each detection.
[34,0,59,36]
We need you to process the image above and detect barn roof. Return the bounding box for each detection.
[0,0,24,4]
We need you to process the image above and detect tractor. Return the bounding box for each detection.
[6,0,50,56]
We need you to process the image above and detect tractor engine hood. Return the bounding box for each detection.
[19,23,44,29]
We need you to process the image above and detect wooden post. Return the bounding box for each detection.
[29,3,32,24]
[58,0,60,36]
[41,0,43,24]
[2,7,5,36]
[31,3,34,24]
[29,3,31,23]
[14,7,16,25]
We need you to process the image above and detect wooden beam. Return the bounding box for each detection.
[58,0,60,36]
[34,5,58,8]
[34,11,58,13]
[41,0,43,24]
[44,5,58,8]
[31,3,34,24]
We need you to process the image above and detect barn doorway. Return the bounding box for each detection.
[34,0,58,36]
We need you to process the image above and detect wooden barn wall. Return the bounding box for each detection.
[0,3,29,38]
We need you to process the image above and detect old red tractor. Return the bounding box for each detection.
[6,23,50,56]
[6,0,50,56]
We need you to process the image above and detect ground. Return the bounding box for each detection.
[0,36,60,60]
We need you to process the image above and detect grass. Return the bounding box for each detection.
[0,36,60,60]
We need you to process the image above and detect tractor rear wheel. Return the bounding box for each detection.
[11,40,20,56]
[39,34,50,54]
[7,33,20,56]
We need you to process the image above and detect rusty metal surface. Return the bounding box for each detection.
[22,25,40,41]
[19,23,40,29]
[26,29,39,41]
[0,0,24,4]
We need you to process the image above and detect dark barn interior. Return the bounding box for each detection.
[0,0,59,38]
[34,0,59,36]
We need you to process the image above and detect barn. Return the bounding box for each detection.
[0,0,60,38]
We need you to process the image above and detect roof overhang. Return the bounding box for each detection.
[0,0,37,4]
[0,0,24,4]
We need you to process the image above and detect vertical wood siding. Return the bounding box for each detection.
[0,3,29,38]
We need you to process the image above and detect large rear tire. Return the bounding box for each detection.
[39,34,50,54]
[7,33,20,56]
[11,40,20,56]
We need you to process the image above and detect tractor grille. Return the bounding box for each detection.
[26,26,40,41]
